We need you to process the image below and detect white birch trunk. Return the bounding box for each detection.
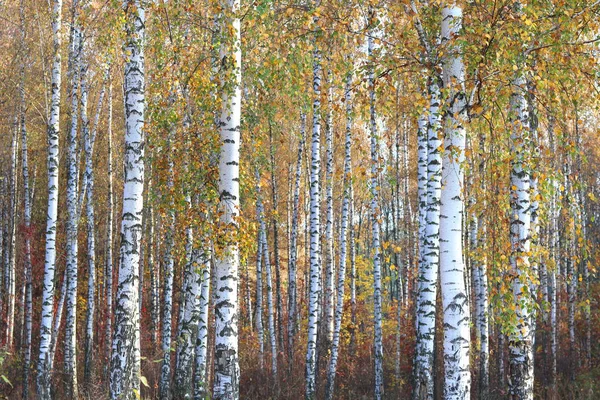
[305,2,323,396]
[325,71,353,400]
[109,1,145,397]
[323,78,335,347]
[193,251,211,400]
[83,66,106,384]
[508,72,535,400]
[174,206,207,398]
[476,180,489,398]
[268,128,284,353]
[440,5,471,399]
[256,169,278,377]
[64,16,81,397]
[287,113,306,361]
[48,268,67,371]
[19,1,33,393]
[106,81,115,367]
[414,74,442,400]
[212,1,241,396]
[368,10,384,398]
[255,230,265,368]
[349,181,357,355]
[5,113,19,356]
[160,122,176,400]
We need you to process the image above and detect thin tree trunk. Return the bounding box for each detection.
[160,115,176,400]
[174,198,206,398]
[507,34,535,400]
[269,125,285,354]
[325,71,353,400]
[476,143,489,399]
[367,9,384,398]
[323,76,335,348]
[305,2,323,397]
[256,169,278,377]
[288,113,306,366]
[349,182,357,355]
[256,229,265,368]
[105,81,115,369]
[194,249,211,400]
[83,58,107,387]
[64,12,82,395]
[19,1,33,393]
[414,73,442,400]
[48,268,67,371]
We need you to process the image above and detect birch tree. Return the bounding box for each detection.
[83,66,107,385]
[325,71,353,400]
[414,71,443,399]
[160,109,177,400]
[507,5,535,398]
[269,127,284,352]
[193,250,211,400]
[323,77,335,347]
[305,1,323,397]
[256,168,278,376]
[106,81,115,366]
[367,8,384,398]
[439,4,471,398]
[19,1,33,395]
[212,0,242,396]
[255,227,265,368]
[174,203,208,398]
[110,0,145,397]
[64,10,82,395]
[507,71,534,399]
[5,116,18,353]
[287,113,305,362]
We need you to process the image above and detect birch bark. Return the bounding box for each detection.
[212,1,242,396]
[109,1,145,397]
[439,5,471,398]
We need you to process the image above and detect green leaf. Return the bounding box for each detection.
[140,375,150,388]
[1,375,12,387]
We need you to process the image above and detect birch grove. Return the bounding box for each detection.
[0,0,599,399]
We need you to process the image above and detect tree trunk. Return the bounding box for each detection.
[48,268,67,371]
[440,5,471,399]
[288,113,306,366]
[19,1,33,393]
[64,12,82,395]
[212,0,241,396]
[174,199,208,398]
[367,9,384,399]
[414,73,442,400]
[105,81,115,370]
[83,60,107,387]
[323,76,335,349]
[194,250,211,399]
[269,126,285,354]
[160,111,176,400]
[305,2,323,397]
[256,229,265,368]
[109,0,145,397]
[256,168,278,377]
[507,37,535,400]
[325,71,353,400]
